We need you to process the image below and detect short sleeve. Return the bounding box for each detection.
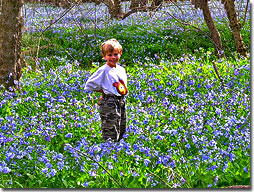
[84,67,105,92]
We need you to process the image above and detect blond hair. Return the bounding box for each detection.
[101,39,122,56]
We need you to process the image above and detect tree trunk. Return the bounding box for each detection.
[200,0,224,57]
[0,0,23,91]
[222,0,247,57]
[104,0,124,19]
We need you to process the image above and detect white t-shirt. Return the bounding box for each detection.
[84,64,128,96]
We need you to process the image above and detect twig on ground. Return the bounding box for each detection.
[146,169,171,187]
[212,61,224,86]
[65,143,124,188]
[35,3,76,64]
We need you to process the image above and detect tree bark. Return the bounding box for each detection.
[200,0,224,57]
[0,0,23,91]
[222,0,247,57]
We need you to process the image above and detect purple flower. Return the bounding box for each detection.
[244,167,248,173]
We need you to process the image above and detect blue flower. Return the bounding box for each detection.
[57,162,64,170]
[187,79,195,86]
[171,143,176,147]
[244,167,248,173]
[155,135,164,140]
[144,159,151,167]
[48,169,57,177]
[223,161,228,172]
[65,133,72,138]
[46,163,52,169]
[89,171,96,177]
[214,176,219,185]
[133,144,138,150]
[57,96,66,103]
[82,182,89,187]
[2,167,11,173]
[185,143,191,149]
[57,123,65,129]
[132,171,139,177]
[41,168,48,174]
[108,162,114,170]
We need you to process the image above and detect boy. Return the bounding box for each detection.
[84,39,128,142]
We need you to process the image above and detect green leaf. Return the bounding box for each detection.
[14,181,24,188]
[26,173,36,180]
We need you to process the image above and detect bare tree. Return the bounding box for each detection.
[102,0,124,19]
[190,0,224,57]
[0,0,23,91]
[21,0,248,57]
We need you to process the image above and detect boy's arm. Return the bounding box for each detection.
[84,67,104,92]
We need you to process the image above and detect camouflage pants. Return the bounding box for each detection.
[98,95,126,142]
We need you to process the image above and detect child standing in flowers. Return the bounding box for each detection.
[84,39,128,142]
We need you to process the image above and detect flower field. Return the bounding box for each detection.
[0,1,251,188]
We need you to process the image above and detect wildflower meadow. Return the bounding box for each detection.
[0,0,251,189]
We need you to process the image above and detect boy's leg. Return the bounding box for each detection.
[99,97,121,141]
[119,98,126,140]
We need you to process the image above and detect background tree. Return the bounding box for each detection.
[222,0,247,57]
[0,0,23,91]
[21,0,249,58]
[0,0,249,89]
[103,0,247,57]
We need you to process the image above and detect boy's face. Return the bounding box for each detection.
[104,50,121,68]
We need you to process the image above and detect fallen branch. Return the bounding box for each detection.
[212,60,224,86]
[122,4,163,19]
[146,169,171,187]
[22,44,55,55]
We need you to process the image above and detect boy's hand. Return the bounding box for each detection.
[98,97,103,105]
[96,89,104,105]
